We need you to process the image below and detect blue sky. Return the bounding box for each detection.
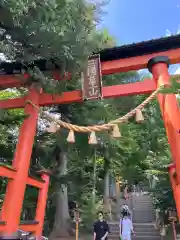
[100,0,180,45]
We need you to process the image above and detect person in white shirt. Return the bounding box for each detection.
[119,212,135,240]
[121,205,132,221]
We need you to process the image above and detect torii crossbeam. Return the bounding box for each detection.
[0,34,180,238]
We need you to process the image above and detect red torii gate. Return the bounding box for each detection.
[0,35,180,238]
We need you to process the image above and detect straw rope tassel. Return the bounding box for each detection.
[89,131,97,144]
[135,109,144,123]
[46,122,59,133]
[112,124,121,138]
[67,130,75,143]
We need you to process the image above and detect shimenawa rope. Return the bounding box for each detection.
[25,86,163,133]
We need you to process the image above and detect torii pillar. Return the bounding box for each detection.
[1,87,40,235]
[148,56,180,220]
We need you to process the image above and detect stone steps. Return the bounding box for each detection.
[131,194,156,223]
[110,231,159,236]
[108,193,160,240]
[109,223,160,240]
[132,236,160,240]
[109,234,161,239]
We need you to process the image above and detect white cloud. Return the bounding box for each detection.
[138,69,151,78]
[174,67,180,75]
[177,28,180,34]
[165,29,172,37]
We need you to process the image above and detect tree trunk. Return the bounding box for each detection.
[49,151,73,239]
[92,154,97,208]
[113,178,116,198]
[115,179,120,201]
[103,166,110,205]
